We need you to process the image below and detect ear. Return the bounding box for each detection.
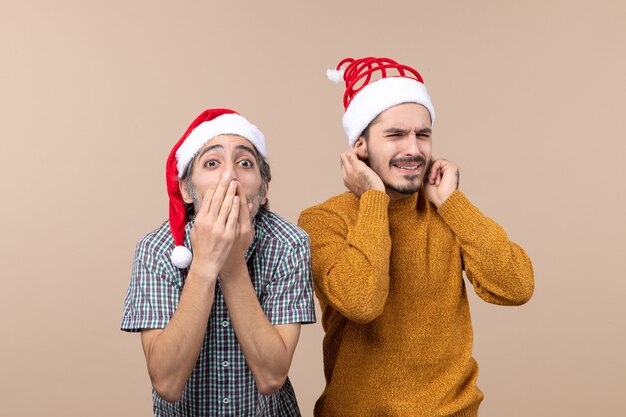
[354,137,368,160]
[179,180,193,204]
[261,181,270,205]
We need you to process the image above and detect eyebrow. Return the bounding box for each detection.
[234,144,259,160]
[384,127,432,136]
[195,143,259,163]
[196,144,224,162]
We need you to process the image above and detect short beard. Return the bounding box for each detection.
[377,155,432,196]
[188,182,266,221]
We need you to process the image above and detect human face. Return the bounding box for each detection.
[356,103,433,200]
[180,135,268,218]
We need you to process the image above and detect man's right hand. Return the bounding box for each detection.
[142,175,238,402]
[188,174,241,278]
[340,149,385,197]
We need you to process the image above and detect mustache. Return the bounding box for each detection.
[389,156,427,166]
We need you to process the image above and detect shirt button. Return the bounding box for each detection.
[222,360,230,368]
[222,320,229,327]
[223,397,229,404]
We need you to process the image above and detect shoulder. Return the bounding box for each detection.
[134,220,175,265]
[299,192,359,221]
[132,221,185,288]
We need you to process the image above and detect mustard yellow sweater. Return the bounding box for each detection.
[298,189,534,417]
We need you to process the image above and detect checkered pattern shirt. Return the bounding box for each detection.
[121,210,316,417]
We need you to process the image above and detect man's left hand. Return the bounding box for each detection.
[424,158,460,208]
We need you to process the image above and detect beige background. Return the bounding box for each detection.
[1,1,625,416]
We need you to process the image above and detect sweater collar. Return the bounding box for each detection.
[388,191,419,211]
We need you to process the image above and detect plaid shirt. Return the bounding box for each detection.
[121,210,316,417]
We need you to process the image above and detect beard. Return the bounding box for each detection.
[188,182,266,221]
[369,154,432,196]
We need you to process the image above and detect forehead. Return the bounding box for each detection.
[198,134,258,153]
[374,103,432,130]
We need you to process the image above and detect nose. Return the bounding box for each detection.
[402,133,421,156]
[222,160,238,181]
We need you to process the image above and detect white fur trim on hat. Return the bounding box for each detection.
[175,113,266,177]
[342,77,435,147]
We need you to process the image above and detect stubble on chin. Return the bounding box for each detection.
[386,179,422,196]
[382,157,432,196]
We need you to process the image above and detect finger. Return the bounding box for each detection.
[436,160,455,186]
[207,174,233,219]
[344,152,361,171]
[196,181,219,219]
[340,154,352,184]
[235,182,252,229]
[225,196,240,232]
[340,152,349,168]
[428,160,439,184]
[432,160,442,186]
[217,180,238,224]
[340,153,352,172]
[436,162,444,186]
[440,162,453,186]
[432,162,443,185]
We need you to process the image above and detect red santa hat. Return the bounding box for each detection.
[327,57,435,147]
[165,108,266,268]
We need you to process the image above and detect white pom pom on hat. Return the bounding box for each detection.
[171,246,193,269]
[165,108,265,269]
[326,57,435,147]
[326,68,345,84]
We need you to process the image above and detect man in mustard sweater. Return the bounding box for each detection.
[298,57,534,417]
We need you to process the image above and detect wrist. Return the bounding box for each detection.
[435,189,459,210]
[219,259,248,280]
[187,260,220,283]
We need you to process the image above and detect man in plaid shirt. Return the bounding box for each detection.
[121,108,316,416]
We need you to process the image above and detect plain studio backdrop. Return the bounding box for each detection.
[1,1,624,416]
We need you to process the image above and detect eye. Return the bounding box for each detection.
[204,159,219,168]
[238,159,254,168]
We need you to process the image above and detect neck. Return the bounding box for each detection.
[387,190,419,210]
[385,186,418,201]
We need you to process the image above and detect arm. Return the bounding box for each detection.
[299,192,392,323]
[220,267,302,395]
[140,271,216,402]
[298,151,392,323]
[141,176,240,402]
[438,190,534,305]
[426,159,534,305]
[219,184,303,395]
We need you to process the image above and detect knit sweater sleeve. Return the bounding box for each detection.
[298,190,392,323]
[437,190,534,306]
